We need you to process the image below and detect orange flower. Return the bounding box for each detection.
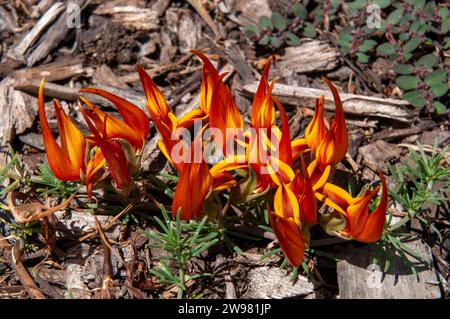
[304,79,348,169]
[171,131,213,219]
[269,157,317,267]
[291,158,317,225]
[137,64,208,171]
[250,58,275,130]
[79,88,150,150]
[38,80,108,196]
[317,175,388,243]
[80,106,132,195]
[38,79,86,181]
[191,50,220,116]
[268,192,306,267]
[192,51,244,150]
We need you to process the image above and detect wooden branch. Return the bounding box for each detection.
[185,0,220,38]
[14,78,146,111]
[243,82,412,122]
[10,242,46,299]
[8,2,65,62]
[278,40,340,74]
[13,56,85,82]
[0,78,37,146]
[26,0,88,67]
[93,3,159,31]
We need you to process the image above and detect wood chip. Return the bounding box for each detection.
[358,140,402,173]
[277,40,340,74]
[94,4,159,31]
[13,56,85,82]
[8,2,65,62]
[0,78,37,148]
[243,82,412,122]
[337,240,441,299]
[243,266,315,299]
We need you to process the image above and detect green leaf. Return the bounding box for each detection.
[348,0,368,14]
[394,63,414,75]
[425,70,447,87]
[372,0,391,9]
[376,42,396,55]
[270,36,282,48]
[356,52,369,63]
[272,12,287,31]
[292,3,307,20]
[409,20,428,33]
[358,39,377,52]
[407,0,425,10]
[386,8,404,25]
[399,32,410,42]
[259,16,273,30]
[403,52,413,61]
[396,75,419,90]
[444,37,450,50]
[433,101,446,114]
[258,35,270,46]
[403,37,421,52]
[243,25,260,37]
[438,7,449,20]
[285,32,300,46]
[403,91,425,108]
[415,54,437,68]
[430,83,448,97]
[303,23,317,38]
[442,18,450,34]
[336,37,351,49]
[424,1,436,15]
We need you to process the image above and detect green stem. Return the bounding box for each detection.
[177,266,185,299]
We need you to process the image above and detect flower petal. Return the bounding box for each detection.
[80,97,144,149]
[305,96,326,152]
[38,79,85,181]
[80,88,149,149]
[269,211,305,267]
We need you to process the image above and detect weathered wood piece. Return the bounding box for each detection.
[13,56,85,82]
[277,40,340,74]
[93,3,159,31]
[243,82,412,122]
[0,78,37,148]
[54,210,120,241]
[243,266,315,299]
[8,2,65,62]
[222,0,272,26]
[14,78,145,111]
[337,240,441,299]
[26,0,88,66]
[358,140,402,173]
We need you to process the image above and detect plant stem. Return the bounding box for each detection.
[177,266,185,299]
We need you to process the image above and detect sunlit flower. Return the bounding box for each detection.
[317,175,388,243]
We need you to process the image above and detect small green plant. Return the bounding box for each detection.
[339,0,449,113]
[32,163,79,198]
[373,139,449,276]
[144,206,219,299]
[243,4,316,49]
[243,1,448,114]
[387,140,449,238]
[243,1,340,49]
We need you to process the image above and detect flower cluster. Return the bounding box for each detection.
[38,51,387,267]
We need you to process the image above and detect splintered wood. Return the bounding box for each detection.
[243,82,412,122]
[337,240,441,299]
[93,3,159,31]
